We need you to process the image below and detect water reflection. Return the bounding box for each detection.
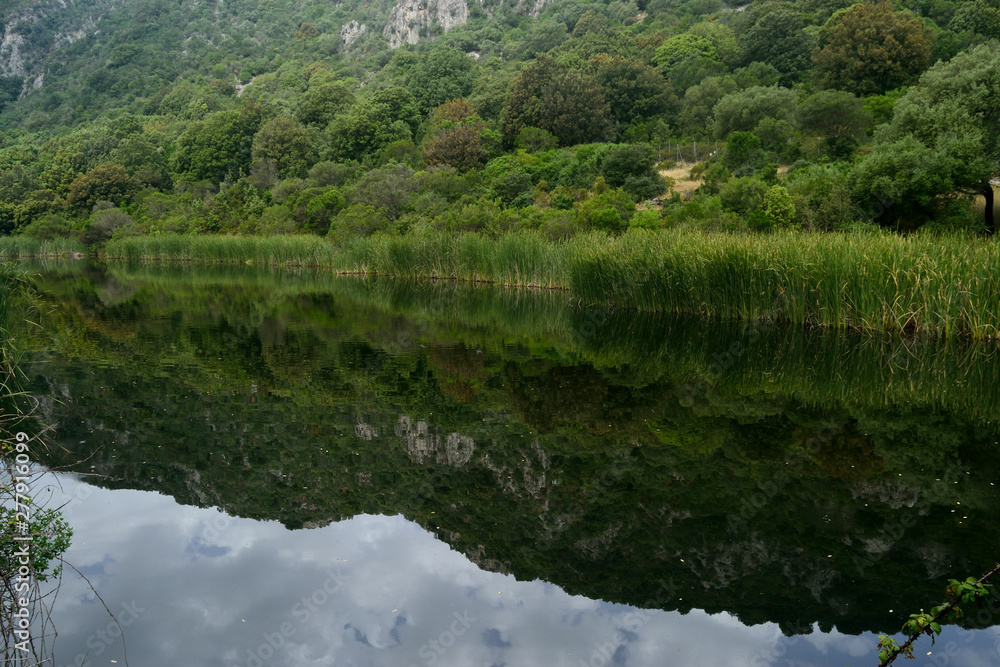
[50,476,982,667]
[14,260,1000,665]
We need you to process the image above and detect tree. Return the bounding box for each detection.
[723,132,767,175]
[599,144,667,201]
[295,82,355,127]
[425,126,487,172]
[251,117,316,178]
[678,76,738,137]
[327,88,421,162]
[740,9,816,83]
[813,1,933,96]
[713,86,797,137]
[590,55,677,130]
[501,56,610,147]
[850,44,1000,232]
[171,102,263,182]
[763,185,796,229]
[515,127,558,152]
[406,46,476,114]
[653,33,725,92]
[949,1,1000,38]
[66,163,136,211]
[423,100,489,172]
[796,90,872,157]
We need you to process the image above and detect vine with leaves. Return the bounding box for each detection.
[877,563,1000,666]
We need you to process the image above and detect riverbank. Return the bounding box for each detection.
[98,229,1000,339]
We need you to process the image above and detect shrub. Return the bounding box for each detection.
[19,213,73,240]
[82,208,134,246]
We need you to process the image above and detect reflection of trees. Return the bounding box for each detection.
[21,264,1000,634]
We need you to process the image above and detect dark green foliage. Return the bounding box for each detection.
[720,176,768,217]
[599,144,667,201]
[713,86,797,137]
[18,213,73,240]
[591,55,677,132]
[328,87,421,162]
[66,163,136,211]
[723,131,766,175]
[295,82,355,127]
[406,46,476,114]
[252,117,316,178]
[501,56,610,148]
[949,0,1000,37]
[350,163,417,221]
[740,8,815,83]
[514,127,558,152]
[813,0,934,96]
[171,102,263,182]
[852,43,1000,231]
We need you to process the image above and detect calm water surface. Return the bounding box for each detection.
[16,261,1000,667]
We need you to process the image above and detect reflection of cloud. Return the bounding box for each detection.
[187,536,232,558]
[41,475,995,667]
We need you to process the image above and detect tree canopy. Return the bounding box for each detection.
[851,44,1000,231]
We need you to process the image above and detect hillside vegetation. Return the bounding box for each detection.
[0,0,998,245]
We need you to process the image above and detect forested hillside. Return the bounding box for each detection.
[1,0,998,242]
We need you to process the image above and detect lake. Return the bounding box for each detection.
[14,260,1000,667]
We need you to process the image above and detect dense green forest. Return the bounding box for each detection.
[1,0,998,244]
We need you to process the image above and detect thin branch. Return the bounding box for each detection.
[879,562,1000,667]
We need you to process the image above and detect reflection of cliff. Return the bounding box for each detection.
[23,264,1000,636]
[395,415,475,466]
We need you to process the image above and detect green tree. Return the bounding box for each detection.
[425,126,487,172]
[501,56,610,147]
[171,102,263,182]
[740,9,816,83]
[949,0,1000,38]
[252,117,316,178]
[328,88,421,162]
[590,55,677,131]
[797,90,872,157]
[813,0,933,96]
[406,46,476,114]
[295,82,355,128]
[599,144,667,201]
[66,163,136,211]
[678,76,738,137]
[850,44,1000,232]
[713,86,797,137]
[723,132,767,175]
[763,185,797,229]
[653,33,725,92]
[515,127,558,152]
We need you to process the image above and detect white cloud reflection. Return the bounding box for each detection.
[35,475,997,667]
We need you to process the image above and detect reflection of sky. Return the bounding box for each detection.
[35,476,1000,667]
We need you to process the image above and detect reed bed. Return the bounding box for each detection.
[102,234,338,266]
[569,229,1000,338]
[102,230,1000,339]
[0,237,85,258]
